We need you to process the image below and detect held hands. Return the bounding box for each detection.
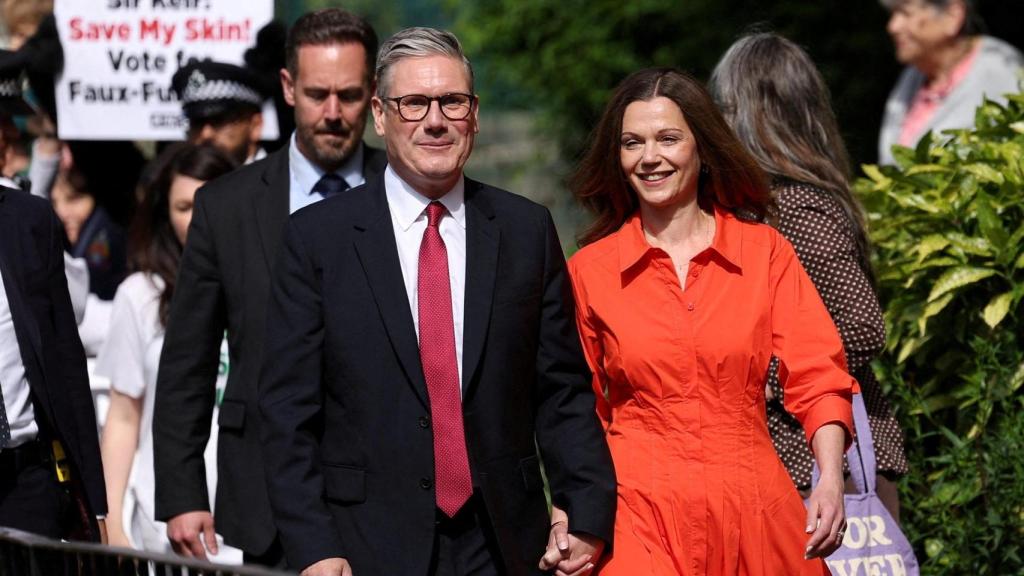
[166,510,218,560]
[301,557,353,576]
[539,505,604,576]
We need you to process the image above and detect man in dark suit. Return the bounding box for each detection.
[259,27,616,576]
[152,9,386,567]
[0,47,105,544]
[0,187,107,542]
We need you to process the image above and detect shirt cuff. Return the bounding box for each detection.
[801,392,855,451]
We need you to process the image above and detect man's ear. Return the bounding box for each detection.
[281,67,296,107]
[945,0,968,37]
[371,96,386,137]
[249,112,264,144]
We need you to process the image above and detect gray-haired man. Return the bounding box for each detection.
[258,27,615,576]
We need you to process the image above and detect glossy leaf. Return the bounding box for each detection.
[982,292,1014,329]
[927,266,997,302]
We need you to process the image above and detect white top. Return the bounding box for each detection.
[288,133,367,214]
[0,265,38,447]
[93,272,228,523]
[383,165,467,390]
[878,35,1024,164]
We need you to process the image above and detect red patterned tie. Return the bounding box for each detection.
[418,201,473,517]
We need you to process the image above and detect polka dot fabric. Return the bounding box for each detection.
[765,181,908,490]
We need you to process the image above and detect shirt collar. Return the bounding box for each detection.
[384,164,466,232]
[919,39,981,102]
[245,147,268,165]
[288,132,366,196]
[617,204,743,274]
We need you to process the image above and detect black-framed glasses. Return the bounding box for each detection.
[383,92,477,121]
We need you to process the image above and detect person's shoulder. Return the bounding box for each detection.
[1,186,51,220]
[0,188,58,245]
[722,208,782,252]
[198,147,287,201]
[112,271,162,309]
[469,179,549,216]
[117,271,163,298]
[889,65,924,101]
[287,182,366,238]
[978,35,1024,69]
[774,181,843,215]
[568,229,620,279]
[363,144,388,176]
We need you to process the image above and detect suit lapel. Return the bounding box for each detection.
[253,149,291,270]
[461,180,499,399]
[351,174,430,407]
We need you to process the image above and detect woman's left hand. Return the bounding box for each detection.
[805,422,848,559]
[803,471,845,558]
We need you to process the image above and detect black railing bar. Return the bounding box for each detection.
[0,528,294,576]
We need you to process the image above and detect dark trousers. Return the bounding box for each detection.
[0,460,64,538]
[429,495,504,576]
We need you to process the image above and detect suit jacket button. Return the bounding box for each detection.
[419,478,433,490]
[419,416,431,428]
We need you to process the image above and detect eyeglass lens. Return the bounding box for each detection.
[397,94,473,121]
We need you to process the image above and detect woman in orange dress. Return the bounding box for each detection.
[566,68,855,575]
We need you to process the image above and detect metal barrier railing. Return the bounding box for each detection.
[0,528,295,576]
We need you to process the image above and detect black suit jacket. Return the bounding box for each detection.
[259,174,616,574]
[153,145,386,555]
[0,187,106,535]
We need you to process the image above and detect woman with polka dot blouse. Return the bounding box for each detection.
[710,32,908,520]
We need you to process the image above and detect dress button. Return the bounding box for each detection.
[687,302,695,311]
[419,416,431,428]
[419,478,433,490]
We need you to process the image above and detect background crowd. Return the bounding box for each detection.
[0,0,1022,575]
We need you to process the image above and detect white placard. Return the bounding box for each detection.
[54,0,277,141]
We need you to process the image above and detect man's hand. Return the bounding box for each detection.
[166,511,218,560]
[301,557,353,576]
[539,506,604,576]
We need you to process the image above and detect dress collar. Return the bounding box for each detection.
[617,204,744,275]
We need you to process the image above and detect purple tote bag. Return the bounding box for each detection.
[810,394,919,576]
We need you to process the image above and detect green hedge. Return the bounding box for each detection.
[855,92,1024,574]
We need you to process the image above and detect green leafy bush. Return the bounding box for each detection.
[856,92,1024,574]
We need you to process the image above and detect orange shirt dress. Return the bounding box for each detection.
[568,208,856,576]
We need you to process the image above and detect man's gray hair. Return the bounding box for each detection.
[375,27,474,98]
[878,0,983,36]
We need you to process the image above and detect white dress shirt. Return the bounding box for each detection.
[0,266,39,448]
[244,147,268,165]
[288,133,367,214]
[384,165,467,393]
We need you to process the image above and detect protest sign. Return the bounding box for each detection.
[54,0,277,140]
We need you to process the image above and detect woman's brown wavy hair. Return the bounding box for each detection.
[571,67,771,247]
[128,143,237,326]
